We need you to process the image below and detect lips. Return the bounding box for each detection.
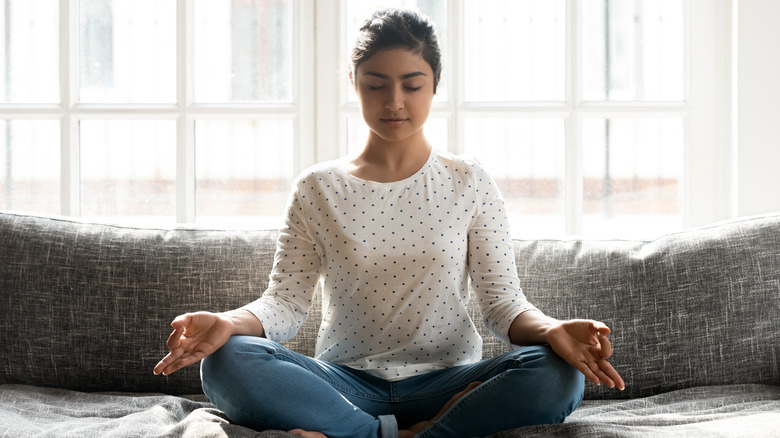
[380,117,408,127]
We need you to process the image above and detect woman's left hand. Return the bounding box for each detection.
[545,319,625,390]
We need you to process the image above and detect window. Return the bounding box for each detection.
[0,0,310,228]
[1,0,731,238]
[334,0,699,239]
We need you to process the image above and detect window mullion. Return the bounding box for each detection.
[450,0,463,156]
[565,0,582,235]
[176,0,195,223]
[315,0,341,163]
[297,0,316,175]
[61,0,79,217]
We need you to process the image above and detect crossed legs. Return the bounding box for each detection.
[201,336,584,438]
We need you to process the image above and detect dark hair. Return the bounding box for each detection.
[351,8,443,93]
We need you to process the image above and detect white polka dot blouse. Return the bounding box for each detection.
[242,148,537,381]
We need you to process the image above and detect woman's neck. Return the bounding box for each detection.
[346,132,431,183]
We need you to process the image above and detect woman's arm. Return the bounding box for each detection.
[507,308,557,345]
[222,308,266,337]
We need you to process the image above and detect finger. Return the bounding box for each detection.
[161,351,206,376]
[593,321,611,336]
[153,350,182,375]
[599,333,614,359]
[592,322,611,343]
[171,313,191,329]
[166,326,185,350]
[598,359,625,390]
[170,313,193,335]
[153,357,167,375]
[589,361,616,388]
[573,361,601,386]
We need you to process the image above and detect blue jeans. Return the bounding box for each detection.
[201,336,584,438]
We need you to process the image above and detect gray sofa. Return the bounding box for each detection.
[1,210,779,437]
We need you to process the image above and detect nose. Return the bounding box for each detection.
[385,86,404,111]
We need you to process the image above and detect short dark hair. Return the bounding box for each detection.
[350,8,443,93]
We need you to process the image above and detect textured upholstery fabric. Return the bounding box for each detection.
[1,212,277,395]
[510,215,780,400]
[2,383,779,438]
[498,384,780,437]
[0,384,288,438]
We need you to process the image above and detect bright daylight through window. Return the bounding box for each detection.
[2,0,693,238]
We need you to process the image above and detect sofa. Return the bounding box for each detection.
[1,210,779,437]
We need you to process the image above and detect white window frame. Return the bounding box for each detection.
[315,0,735,236]
[47,0,316,223]
[1,0,734,234]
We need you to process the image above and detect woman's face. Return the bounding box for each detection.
[354,48,435,146]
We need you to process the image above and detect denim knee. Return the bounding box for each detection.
[200,337,288,431]
[506,346,585,422]
[202,336,260,383]
[200,336,392,438]
[200,336,274,404]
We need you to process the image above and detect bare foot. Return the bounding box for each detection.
[288,429,327,438]
[398,381,483,437]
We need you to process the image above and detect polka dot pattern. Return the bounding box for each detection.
[243,148,536,381]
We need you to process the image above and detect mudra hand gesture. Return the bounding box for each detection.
[546,319,625,390]
[153,312,234,376]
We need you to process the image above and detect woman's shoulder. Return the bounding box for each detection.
[431,149,494,181]
[293,157,351,186]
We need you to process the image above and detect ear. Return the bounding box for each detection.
[349,71,355,87]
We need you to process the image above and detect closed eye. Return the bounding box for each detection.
[365,85,421,91]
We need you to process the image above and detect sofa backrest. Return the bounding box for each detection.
[0,212,277,395]
[511,215,780,399]
[0,212,503,396]
[2,211,779,399]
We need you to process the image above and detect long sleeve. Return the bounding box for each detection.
[467,162,537,345]
[242,186,322,342]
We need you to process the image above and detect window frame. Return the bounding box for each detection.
[0,0,733,236]
[46,0,315,223]
[317,0,734,236]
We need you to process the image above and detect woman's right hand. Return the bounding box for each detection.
[153,311,234,376]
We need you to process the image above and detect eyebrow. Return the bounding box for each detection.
[364,71,427,80]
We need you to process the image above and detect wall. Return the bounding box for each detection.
[738,0,780,216]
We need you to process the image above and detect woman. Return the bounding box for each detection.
[154,8,624,438]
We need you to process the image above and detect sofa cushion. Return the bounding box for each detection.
[3,383,779,437]
[0,384,292,437]
[0,211,509,395]
[496,384,780,437]
[512,214,780,399]
[0,212,280,395]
